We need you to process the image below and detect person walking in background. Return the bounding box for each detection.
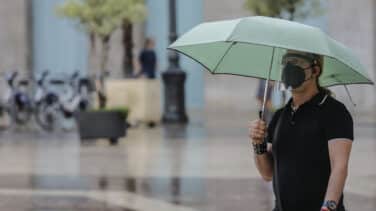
[136,38,157,79]
[249,51,354,211]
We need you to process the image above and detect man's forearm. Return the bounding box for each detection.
[323,168,348,204]
[254,153,274,181]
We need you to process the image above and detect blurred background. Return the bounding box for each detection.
[0,0,374,210]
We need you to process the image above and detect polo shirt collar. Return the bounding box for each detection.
[286,89,328,109]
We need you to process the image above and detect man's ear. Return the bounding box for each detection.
[312,65,321,77]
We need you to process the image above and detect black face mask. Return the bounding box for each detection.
[282,62,312,89]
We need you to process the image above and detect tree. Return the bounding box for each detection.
[57,0,146,108]
[244,0,324,20]
[118,0,147,77]
[122,19,134,77]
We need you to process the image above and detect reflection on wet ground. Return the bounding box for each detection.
[0,175,271,210]
[0,110,374,211]
[0,174,374,211]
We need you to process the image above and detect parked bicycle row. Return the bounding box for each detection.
[0,70,101,131]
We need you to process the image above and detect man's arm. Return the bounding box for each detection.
[323,139,352,208]
[250,119,274,181]
[253,143,274,181]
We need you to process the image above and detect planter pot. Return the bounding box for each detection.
[77,111,126,145]
[99,79,161,125]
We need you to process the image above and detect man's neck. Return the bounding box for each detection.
[292,87,319,107]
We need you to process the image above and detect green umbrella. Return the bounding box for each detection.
[168,16,374,118]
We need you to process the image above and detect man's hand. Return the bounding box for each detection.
[249,119,273,181]
[249,119,267,144]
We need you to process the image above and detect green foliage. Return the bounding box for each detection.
[57,0,147,38]
[245,0,286,18]
[92,107,129,120]
[244,0,324,20]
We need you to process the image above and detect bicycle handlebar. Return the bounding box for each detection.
[6,71,19,87]
[37,70,50,86]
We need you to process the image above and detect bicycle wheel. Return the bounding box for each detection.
[11,94,32,125]
[35,102,56,131]
[13,106,32,125]
[0,105,9,131]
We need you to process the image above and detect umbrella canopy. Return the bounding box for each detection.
[168,16,374,87]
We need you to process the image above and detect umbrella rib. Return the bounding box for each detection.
[212,42,236,74]
[344,85,357,107]
[329,74,357,107]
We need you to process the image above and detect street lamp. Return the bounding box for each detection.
[162,0,188,124]
[26,0,34,78]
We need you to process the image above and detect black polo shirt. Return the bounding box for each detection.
[266,90,353,211]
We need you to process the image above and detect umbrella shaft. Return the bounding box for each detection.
[261,47,275,120]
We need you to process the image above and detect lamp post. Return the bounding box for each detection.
[162,0,188,124]
[25,0,33,78]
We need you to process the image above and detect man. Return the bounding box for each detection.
[137,38,157,79]
[249,51,353,211]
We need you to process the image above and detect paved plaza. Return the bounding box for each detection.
[0,110,374,211]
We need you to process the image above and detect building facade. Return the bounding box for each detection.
[0,0,374,113]
[0,0,28,76]
[327,0,376,113]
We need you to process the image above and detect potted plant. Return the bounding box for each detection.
[57,0,145,145]
[57,0,147,96]
[77,107,129,145]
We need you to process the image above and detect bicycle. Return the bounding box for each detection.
[1,71,33,127]
[34,71,94,131]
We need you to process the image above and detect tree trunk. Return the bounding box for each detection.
[88,32,97,76]
[122,19,134,77]
[90,32,96,51]
[97,35,111,109]
[288,4,296,21]
[100,35,111,72]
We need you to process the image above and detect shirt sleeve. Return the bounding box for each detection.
[323,103,354,142]
[139,51,145,64]
[266,109,283,144]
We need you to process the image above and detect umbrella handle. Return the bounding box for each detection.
[259,79,270,121]
[259,47,275,121]
[258,110,263,119]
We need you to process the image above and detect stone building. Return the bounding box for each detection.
[0,0,374,114]
[0,0,29,90]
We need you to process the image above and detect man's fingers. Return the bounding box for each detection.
[251,128,266,136]
[255,120,266,130]
[249,119,267,142]
[254,132,265,139]
[250,131,265,140]
[250,125,266,132]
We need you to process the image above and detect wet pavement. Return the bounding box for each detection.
[0,110,374,211]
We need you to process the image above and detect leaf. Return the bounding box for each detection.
[244,0,324,20]
[56,0,147,37]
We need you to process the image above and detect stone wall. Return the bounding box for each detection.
[327,0,376,113]
[0,0,28,73]
[0,0,28,94]
[203,0,257,112]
